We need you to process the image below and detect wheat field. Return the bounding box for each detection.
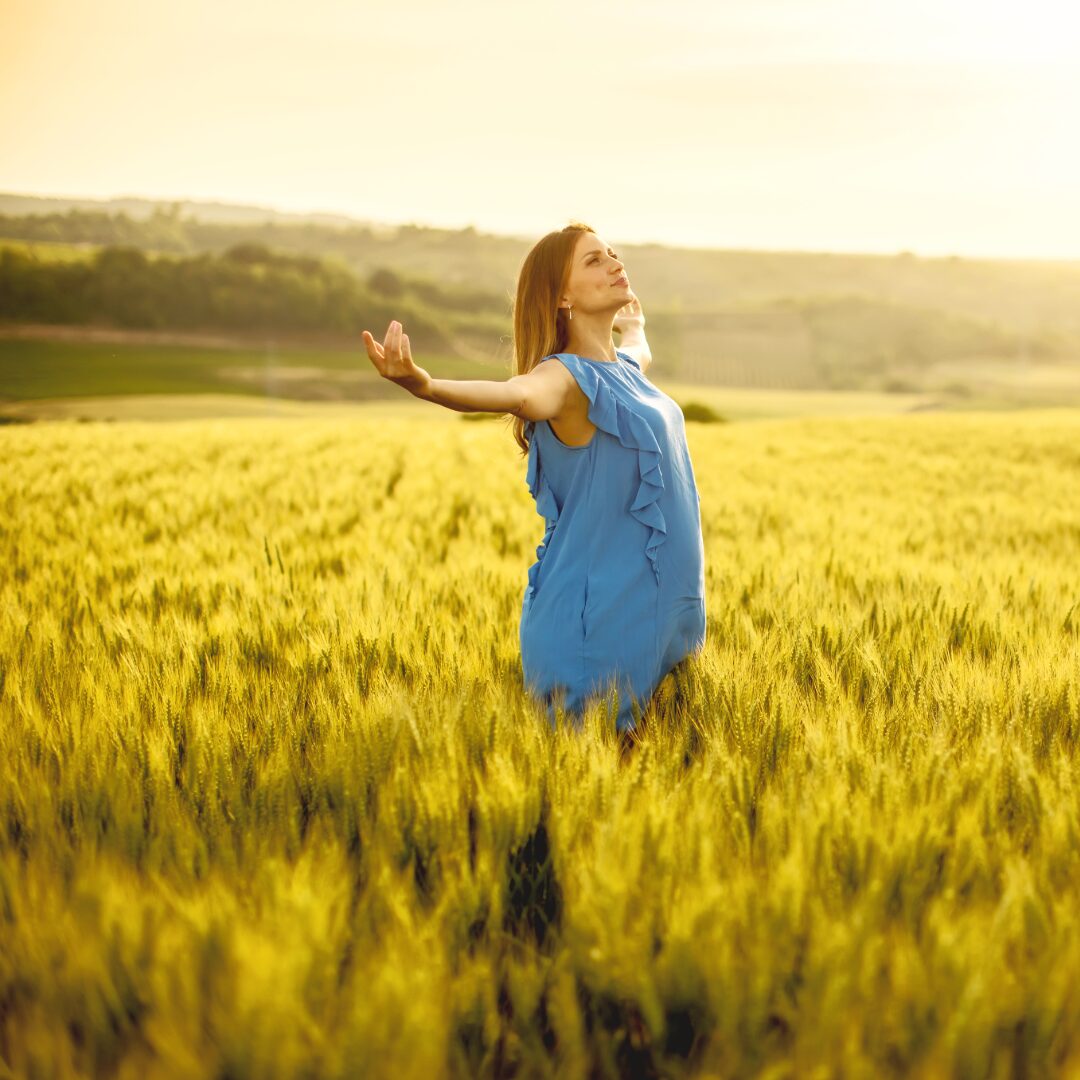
[2,408,1079,1078]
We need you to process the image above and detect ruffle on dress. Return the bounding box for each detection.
[525,355,667,588]
[524,420,559,600]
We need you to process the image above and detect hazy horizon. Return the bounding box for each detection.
[3,0,1078,261]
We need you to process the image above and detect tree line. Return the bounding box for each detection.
[0,240,505,345]
[0,205,508,306]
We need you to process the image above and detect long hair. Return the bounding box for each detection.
[506,220,595,456]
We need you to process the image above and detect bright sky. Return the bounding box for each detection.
[2,0,1079,259]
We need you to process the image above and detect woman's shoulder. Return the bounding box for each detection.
[538,351,640,375]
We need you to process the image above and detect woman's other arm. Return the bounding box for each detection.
[613,295,652,374]
[617,330,652,373]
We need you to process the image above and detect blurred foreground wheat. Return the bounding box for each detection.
[2,408,1079,1078]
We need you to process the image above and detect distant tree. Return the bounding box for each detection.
[223,242,273,265]
[368,267,404,298]
[679,401,726,423]
[93,246,149,272]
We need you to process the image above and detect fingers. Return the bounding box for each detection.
[392,321,404,362]
[361,329,385,363]
[363,320,410,374]
[376,320,401,362]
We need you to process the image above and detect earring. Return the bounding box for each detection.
[567,304,573,321]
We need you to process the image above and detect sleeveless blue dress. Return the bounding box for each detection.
[519,349,707,731]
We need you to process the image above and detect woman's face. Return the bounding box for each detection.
[565,232,632,313]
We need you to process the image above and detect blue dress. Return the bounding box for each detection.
[519,349,707,731]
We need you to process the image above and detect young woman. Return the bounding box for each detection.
[361,221,706,732]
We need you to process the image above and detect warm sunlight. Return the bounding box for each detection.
[5,5,1080,1077]
[1,0,1078,257]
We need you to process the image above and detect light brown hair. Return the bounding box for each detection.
[507,220,595,456]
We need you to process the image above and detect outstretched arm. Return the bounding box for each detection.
[361,319,570,420]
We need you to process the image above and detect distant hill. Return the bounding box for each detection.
[0,192,381,230]
[1,192,1078,398]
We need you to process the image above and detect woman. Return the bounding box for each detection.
[361,221,706,732]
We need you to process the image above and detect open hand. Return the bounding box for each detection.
[361,320,433,399]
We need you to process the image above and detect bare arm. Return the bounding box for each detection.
[617,333,652,373]
[361,319,571,420]
[426,363,572,421]
[613,296,652,374]
[423,375,524,415]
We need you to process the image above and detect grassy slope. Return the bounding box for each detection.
[0,337,499,401]
[5,236,1080,368]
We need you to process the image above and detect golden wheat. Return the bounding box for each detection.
[1,408,1079,1077]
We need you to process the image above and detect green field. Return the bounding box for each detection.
[2,410,1080,1076]
[0,334,947,424]
[4,332,1071,427]
[0,336,498,402]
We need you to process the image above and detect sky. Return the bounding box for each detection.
[2,0,1079,259]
